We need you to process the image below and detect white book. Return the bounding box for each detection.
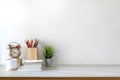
[23,65,42,68]
[24,63,42,66]
[24,60,43,63]
[23,60,43,66]
[18,66,44,71]
[24,61,43,66]
[18,68,43,71]
[24,65,42,67]
[23,67,42,69]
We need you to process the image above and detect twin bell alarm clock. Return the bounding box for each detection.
[8,42,21,59]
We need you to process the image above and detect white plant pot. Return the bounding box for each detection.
[45,59,52,67]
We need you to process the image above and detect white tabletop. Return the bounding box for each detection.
[0,65,120,77]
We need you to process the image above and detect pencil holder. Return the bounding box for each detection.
[26,48,38,60]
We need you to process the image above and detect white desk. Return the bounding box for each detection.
[0,65,120,77]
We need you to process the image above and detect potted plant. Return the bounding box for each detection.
[44,46,54,67]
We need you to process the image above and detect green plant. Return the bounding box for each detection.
[44,46,54,59]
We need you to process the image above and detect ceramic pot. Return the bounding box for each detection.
[45,59,52,67]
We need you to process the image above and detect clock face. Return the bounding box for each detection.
[10,48,21,58]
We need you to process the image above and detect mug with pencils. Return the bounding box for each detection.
[25,39,39,60]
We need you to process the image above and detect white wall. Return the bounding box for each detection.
[0,0,120,65]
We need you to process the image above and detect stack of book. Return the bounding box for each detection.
[18,60,43,71]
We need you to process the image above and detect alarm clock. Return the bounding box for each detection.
[8,42,21,58]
